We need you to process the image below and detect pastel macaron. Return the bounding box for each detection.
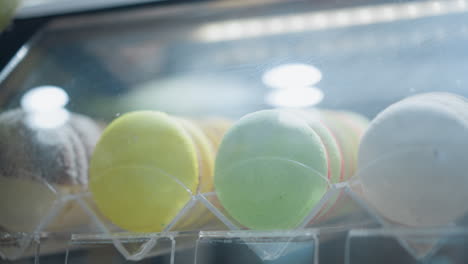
[198,118,232,150]
[358,92,468,227]
[321,110,370,180]
[90,111,200,232]
[292,110,343,184]
[303,109,369,222]
[0,109,102,233]
[215,109,330,230]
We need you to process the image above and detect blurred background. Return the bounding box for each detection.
[2,0,468,122]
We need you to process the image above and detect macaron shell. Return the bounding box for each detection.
[89,111,199,232]
[218,158,329,229]
[320,110,357,180]
[199,118,232,150]
[337,111,369,144]
[358,96,468,227]
[0,109,102,234]
[409,93,468,125]
[174,118,216,230]
[306,110,368,222]
[358,97,466,166]
[215,109,329,230]
[68,113,104,161]
[215,110,328,173]
[292,109,343,184]
[0,109,90,186]
[335,111,370,179]
[197,124,218,153]
[176,118,215,193]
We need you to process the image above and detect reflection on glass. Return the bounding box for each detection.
[265,87,324,108]
[262,63,322,89]
[195,0,468,42]
[20,86,70,129]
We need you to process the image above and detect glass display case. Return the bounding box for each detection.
[2,0,468,263]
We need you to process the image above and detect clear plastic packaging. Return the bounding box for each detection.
[2,148,468,263]
[2,0,468,263]
[0,163,363,262]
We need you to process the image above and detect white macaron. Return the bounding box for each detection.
[358,92,468,227]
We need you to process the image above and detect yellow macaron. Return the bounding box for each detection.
[89,111,199,232]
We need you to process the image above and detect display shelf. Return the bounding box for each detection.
[5,227,468,264]
[195,229,318,263]
[3,188,468,264]
[68,232,195,264]
[346,228,468,264]
[0,232,39,262]
[1,144,467,264]
[0,165,362,262]
[0,182,380,264]
[67,229,318,264]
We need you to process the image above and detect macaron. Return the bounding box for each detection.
[198,118,232,150]
[89,111,199,232]
[215,109,329,230]
[176,118,215,193]
[292,109,343,184]
[89,111,227,232]
[0,109,102,232]
[173,118,217,229]
[320,110,366,180]
[304,109,369,222]
[358,92,468,227]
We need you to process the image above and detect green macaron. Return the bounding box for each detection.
[214,109,329,230]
